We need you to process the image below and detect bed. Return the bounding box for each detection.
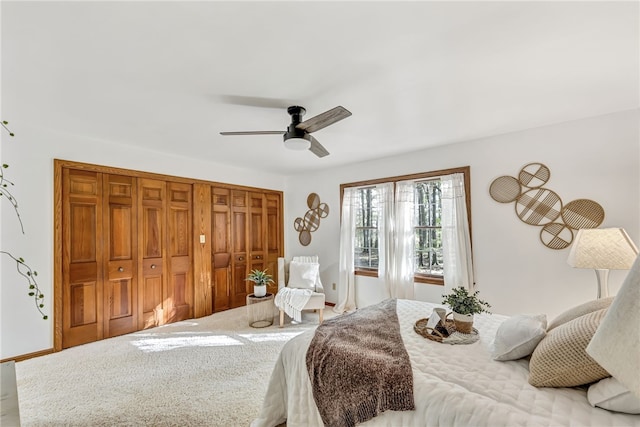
[251,299,640,427]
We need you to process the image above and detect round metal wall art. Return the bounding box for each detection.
[489,176,522,203]
[561,199,605,230]
[540,222,574,250]
[515,188,562,226]
[294,193,329,246]
[518,163,550,189]
[489,162,605,250]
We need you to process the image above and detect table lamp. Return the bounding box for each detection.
[567,228,639,299]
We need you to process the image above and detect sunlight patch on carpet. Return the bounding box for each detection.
[239,330,306,342]
[131,334,242,352]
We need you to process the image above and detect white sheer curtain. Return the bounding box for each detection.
[441,173,474,292]
[383,180,415,299]
[377,183,393,298]
[334,187,357,313]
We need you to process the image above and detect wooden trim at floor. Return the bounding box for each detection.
[325,301,335,307]
[1,348,54,363]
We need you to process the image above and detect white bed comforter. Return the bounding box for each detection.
[252,299,640,427]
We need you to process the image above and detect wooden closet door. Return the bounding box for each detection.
[265,193,282,296]
[103,174,138,338]
[138,179,166,328]
[231,190,248,308]
[166,182,193,322]
[249,192,267,276]
[211,187,231,312]
[62,169,103,348]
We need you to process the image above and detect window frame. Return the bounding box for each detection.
[340,166,472,286]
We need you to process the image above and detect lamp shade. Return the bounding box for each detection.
[567,228,638,270]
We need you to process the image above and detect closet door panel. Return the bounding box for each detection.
[231,191,248,308]
[138,179,166,328]
[62,169,103,349]
[166,182,193,322]
[265,193,282,295]
[103,175,138,338]
[212,188,231,312]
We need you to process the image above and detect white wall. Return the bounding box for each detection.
[0,125,286,359]
[283,110,640,320]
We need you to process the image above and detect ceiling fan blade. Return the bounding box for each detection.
[308,135,329,158]
[220,131,283,136]
[216,95,297,109]
[296,106,352,133]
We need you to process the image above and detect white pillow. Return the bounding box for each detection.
[492,314,547,361]
[287,261,319,290]
[588,377,640,414]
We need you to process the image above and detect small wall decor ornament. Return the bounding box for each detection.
[490,162,605,250]
[294,193,329,246]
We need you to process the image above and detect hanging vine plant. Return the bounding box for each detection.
[1,120,47,319]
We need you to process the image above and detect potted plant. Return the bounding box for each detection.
[441,287,491,334]
[246,269,274,298]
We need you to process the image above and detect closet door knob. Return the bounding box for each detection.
[151,264,156,269]
[118,267,124,272]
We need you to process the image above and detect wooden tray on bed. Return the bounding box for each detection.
[414,318,479,345]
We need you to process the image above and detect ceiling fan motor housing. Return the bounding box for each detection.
[287,106,306,124]
[284,106,310,147]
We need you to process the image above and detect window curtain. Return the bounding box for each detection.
[334,187,357,313]
[378,183,394,298]
[382,180,415,299]
[441,173,474,292]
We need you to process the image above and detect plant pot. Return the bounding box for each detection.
[452,312,474,334]
[253,285,267,298]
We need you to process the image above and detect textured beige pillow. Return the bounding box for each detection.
[529,308,610,388]
[547,297,614,331]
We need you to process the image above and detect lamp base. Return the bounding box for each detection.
[594,269,610,299]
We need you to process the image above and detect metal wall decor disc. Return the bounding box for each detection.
[490,175,521,203]
[519,163,550,189]
[515,188,562,225]
[540,222,574,250]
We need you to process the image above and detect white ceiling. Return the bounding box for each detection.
[2,1,638,175]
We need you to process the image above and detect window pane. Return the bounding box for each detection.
[414,178,443,277]
[415,180,441,227]
[354,187,379,269]
[355,188,379,228]
[414,228,443,275]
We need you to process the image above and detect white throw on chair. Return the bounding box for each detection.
[275,256,325,327]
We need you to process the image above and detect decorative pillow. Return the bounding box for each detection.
[287,261,319,290]
[529,308,609,388]
[588,377,640,414]
[547,297,614,331]
[492,314,547,361]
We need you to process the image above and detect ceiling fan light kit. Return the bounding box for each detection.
[284,136,311,151]
[220,104,351,158]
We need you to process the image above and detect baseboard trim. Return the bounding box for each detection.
[325,301,335,307]
[1,348,54,363]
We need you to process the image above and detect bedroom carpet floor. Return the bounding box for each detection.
[15,306,335,426]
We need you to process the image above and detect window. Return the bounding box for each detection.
[341,166,470,285]
[354,187,379,270]
[414,179,443,279]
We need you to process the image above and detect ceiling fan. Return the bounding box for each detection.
[220,105,352,158]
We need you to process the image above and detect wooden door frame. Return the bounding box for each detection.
[53,159,284,352]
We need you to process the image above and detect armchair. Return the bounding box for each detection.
[275,256,325,327]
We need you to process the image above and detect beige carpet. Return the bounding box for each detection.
[16,306,334,426]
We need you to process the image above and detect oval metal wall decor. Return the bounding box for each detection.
[490,162,604,250]
[294,193,329,246]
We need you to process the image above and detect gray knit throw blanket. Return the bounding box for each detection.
[306,299,415,427]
